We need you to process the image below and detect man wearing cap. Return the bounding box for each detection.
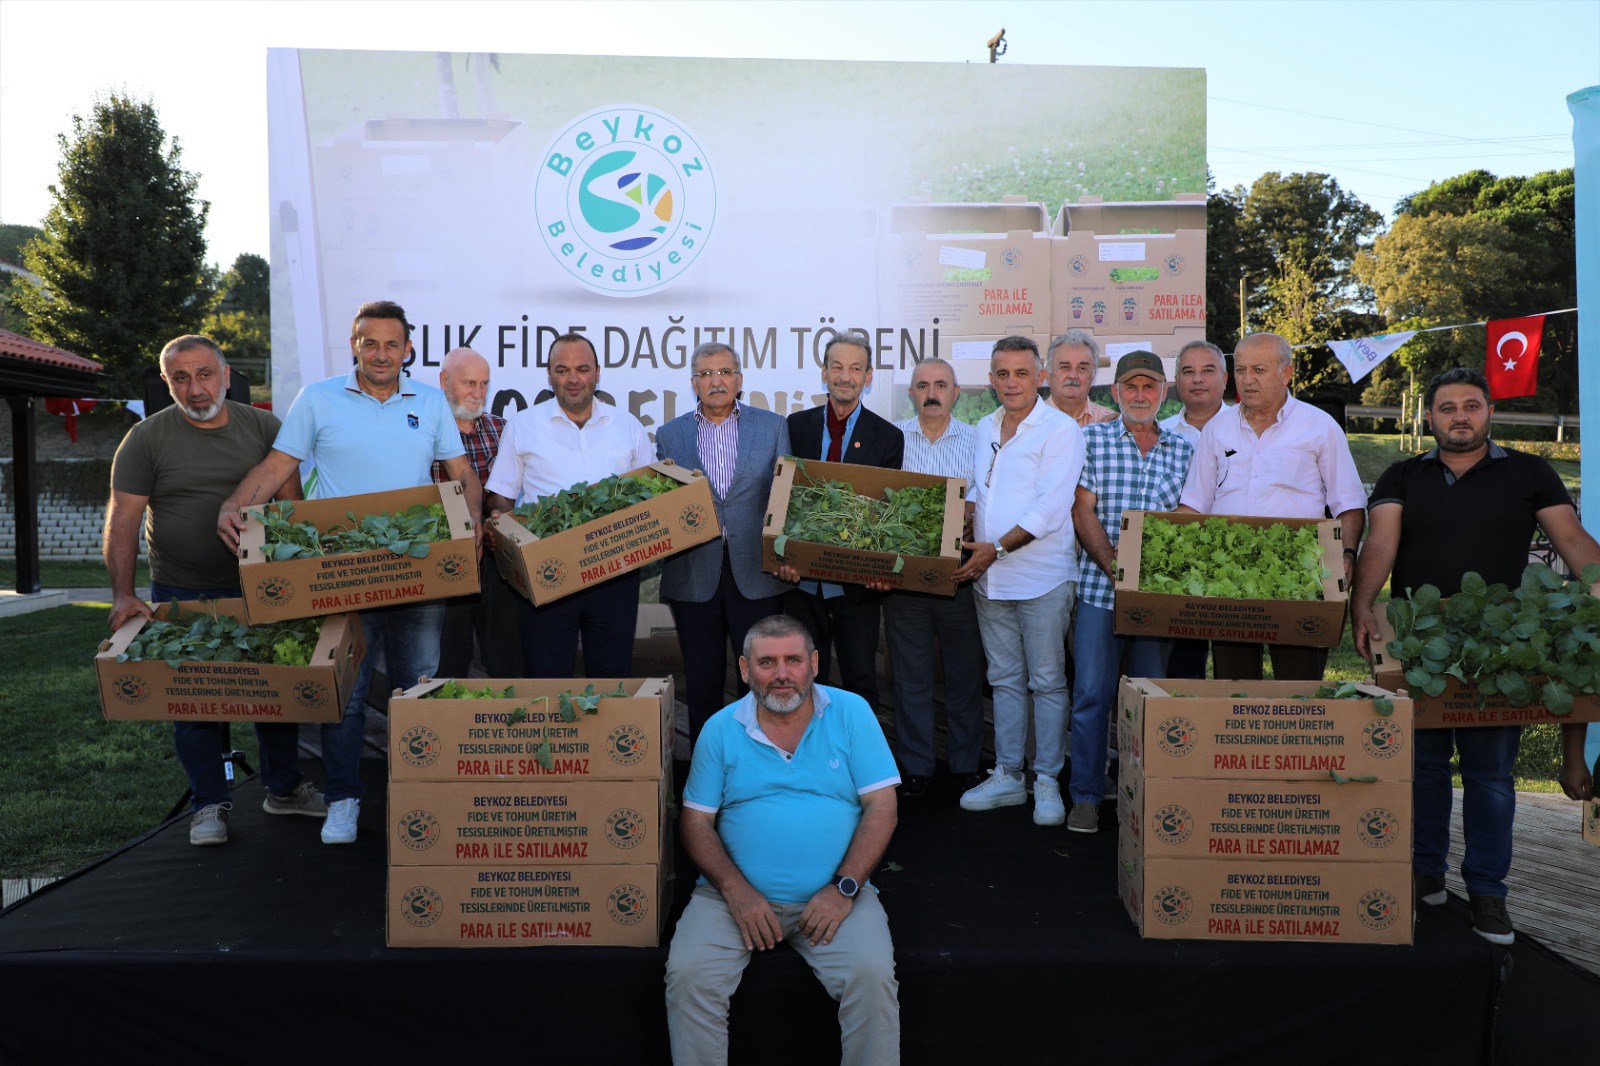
[1066,351,1193,832]
[1045,330,1119,428]
[1178,331,1365,681]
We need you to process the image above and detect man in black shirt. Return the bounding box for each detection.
[1352,367,1600,945]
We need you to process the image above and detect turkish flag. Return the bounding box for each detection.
[1485,315,1543,400]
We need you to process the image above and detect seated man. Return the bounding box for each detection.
[665,614,900,1065]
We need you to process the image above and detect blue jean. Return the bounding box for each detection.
[1413,725,1521,898]
[1069,603,1170,803]
[151,582,304,811]
[974,580,1074,779]
[325,601,446,803]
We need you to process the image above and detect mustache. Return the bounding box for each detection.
[922,397,943,407]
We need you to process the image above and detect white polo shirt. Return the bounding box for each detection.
[1179,395,1366,519]
[969,399,1085,600]
[1159,403,1233,448]
[485,397,654,505]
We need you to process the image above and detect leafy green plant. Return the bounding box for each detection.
[261,501,452,561]
[510,472,682,539]
[116,601,324,668]
[774,460,946,573]
[427,680,515,699]
[1385,562,1600,714]
[1140,516,1327,600]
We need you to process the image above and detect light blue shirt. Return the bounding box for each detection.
[683,685,900,904]
[274,368,464,499]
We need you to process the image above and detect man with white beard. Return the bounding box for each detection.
[106,334,318,846]
[666,614,901,1065]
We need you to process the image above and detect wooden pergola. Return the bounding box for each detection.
[1,329,105,593]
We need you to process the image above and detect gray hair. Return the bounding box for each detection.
[741,614,816,660]
[690,342,738,373]
[1048,329,1099,364]
[159,334,227,368]
[910,357,957,385]
[822,330,871,364]
[1236,332,1293,369]
[990,334,1042,369]
[1176,339,1225,370]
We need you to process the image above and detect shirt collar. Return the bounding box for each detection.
[342,366,417,399]
[548,397,611,428]
[1421,441,1507,463]
[694,400,742,426]
[731,683,831,740]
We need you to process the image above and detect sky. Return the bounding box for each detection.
[2,0,1598,270]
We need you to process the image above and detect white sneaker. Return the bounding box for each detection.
[1033,775,1065,826]
[321,798,360,845]
[189,802,232,846]
[960,767,1026,811]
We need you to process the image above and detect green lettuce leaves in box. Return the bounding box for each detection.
[510,471,682,539]
[1139,516,1327,601]
[1385,562,1600,712]
[261,501,451,561]
[116,600,325,669]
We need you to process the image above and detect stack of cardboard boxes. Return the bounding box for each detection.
[383,677,676,948]
[1049,193,1207,387]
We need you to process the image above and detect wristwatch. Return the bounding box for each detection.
[992,543,1009,562]
[833,874,860,899]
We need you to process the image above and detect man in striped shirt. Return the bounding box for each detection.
[883,358,983,798]
[433,347,519,678]
[1067,351,1193,833]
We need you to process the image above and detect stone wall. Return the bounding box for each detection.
[0,458,144,562]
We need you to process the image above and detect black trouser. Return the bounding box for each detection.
[784,586,883,712]
[667,546,784,743]
[1211,641,1328,682]
[518,569,642,679]
[438,557,523,679]
[1165,638,1211,680]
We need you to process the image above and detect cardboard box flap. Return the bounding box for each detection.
[238,482,474,563]
[887,201,1050,237]
[1116,510,1346,601]
[1061,196,1208,237]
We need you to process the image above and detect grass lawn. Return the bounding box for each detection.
[0,602,250,878]
[1345,433,1581,490]
[1,559,144,590]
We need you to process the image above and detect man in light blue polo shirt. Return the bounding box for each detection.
[666,614,900,1066]
[218,300,482,845]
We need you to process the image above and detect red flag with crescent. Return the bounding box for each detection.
[1484,315,1543,400]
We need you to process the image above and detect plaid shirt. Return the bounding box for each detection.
[1076,419,1193,610]
[433,411,506,486]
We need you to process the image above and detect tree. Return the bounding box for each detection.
[215,252,269,317]
[201,252,271,372]
[0,222,43,265]
[12,92,210,397]
[1355,168,1576,410]
[1204,170,1246,354]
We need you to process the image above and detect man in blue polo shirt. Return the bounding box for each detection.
[218,300,482,845]
[665,614,900,1066]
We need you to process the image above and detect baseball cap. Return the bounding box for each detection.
[1114,350,1165,384]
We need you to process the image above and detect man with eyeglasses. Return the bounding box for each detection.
[953,335,1085,826]
[782,332,904,714]
[486,331,654,678]
[656,342,794,742]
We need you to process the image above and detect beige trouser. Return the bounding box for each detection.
[664,883,900,1065]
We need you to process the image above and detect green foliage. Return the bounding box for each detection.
[116,600,324,668]
[11,92,211,398]
[261,501,451,560]
[1385,562,1600,712]
[1140,516,1327,600]
[201,308,269,368]
[510,472,682,539]
[0,222,44,265]
[216,252,269,317]
[775,460,946,571]
[428,680,515,699]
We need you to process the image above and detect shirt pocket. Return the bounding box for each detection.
[1258,445,1320,496]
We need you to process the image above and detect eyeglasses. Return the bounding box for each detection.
[986,441,1000,487]
[694,367,741,379]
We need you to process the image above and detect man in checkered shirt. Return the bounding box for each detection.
[432,347,519,677]
[1065,351,1193,833]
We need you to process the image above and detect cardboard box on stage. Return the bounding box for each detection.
[1117,770,1411,862]
[877,198,1053,336]
[1117,827,1413,944]
[387,677,674,782]
[237,482,479,624]
[1370,610,1600,728]
[1118,678,1414,782]
[95,598,362,723]
[762,456,967,595]
[1584,799,1600,848]
[388,778,668,866]
[1113,511,1349,647]
[387,863,667,947]
[490,462,719,607]
[1050,195,1206,336]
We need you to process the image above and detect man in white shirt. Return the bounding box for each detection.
[883,358,983,798]
[485,332,655,678]
[952,336,1086,825]
[1178,332,1366,680]
[1158,338,1232,678]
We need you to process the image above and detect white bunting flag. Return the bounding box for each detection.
[1326,331,1417,383]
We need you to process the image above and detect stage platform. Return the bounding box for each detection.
[1,759,1593,1065]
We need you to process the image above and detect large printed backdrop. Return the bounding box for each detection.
[268,49,1205,431]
